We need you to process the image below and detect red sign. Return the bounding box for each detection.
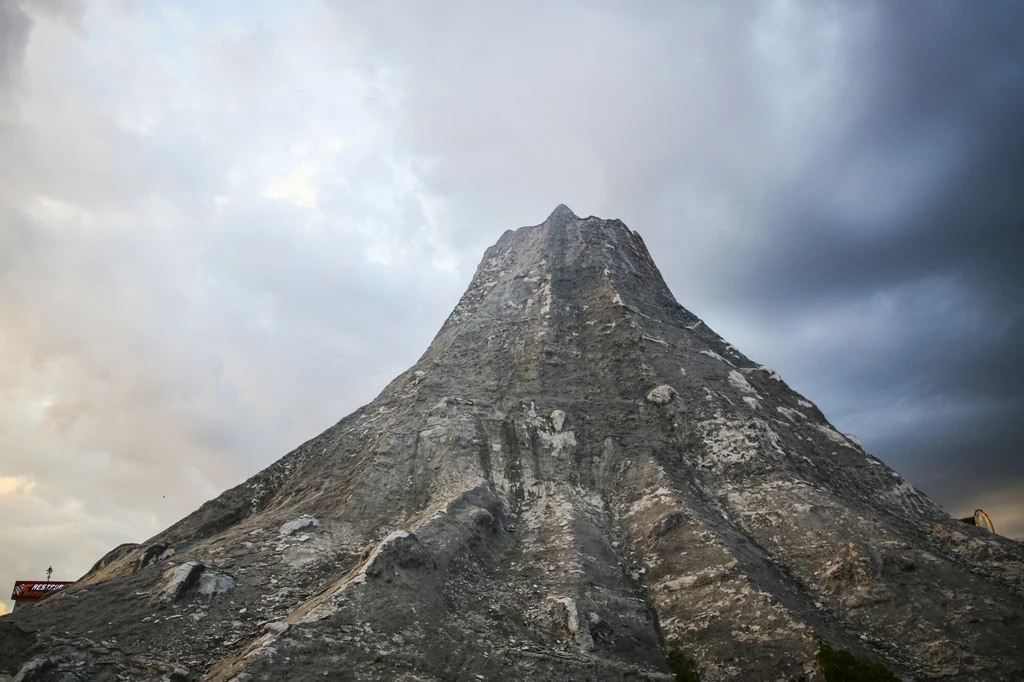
[11,580,73,601]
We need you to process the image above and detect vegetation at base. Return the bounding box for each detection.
[667,646,701,682]
[816,639,899,682]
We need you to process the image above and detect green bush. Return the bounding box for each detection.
[666,646,701,682]
[816,640,899,681]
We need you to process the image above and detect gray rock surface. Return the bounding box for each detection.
[2,205,1022,681]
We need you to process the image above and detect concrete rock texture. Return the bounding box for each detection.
[2,206,1022,681]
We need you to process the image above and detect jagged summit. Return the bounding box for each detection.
[3,210,1023,681]
[544,203,578,223]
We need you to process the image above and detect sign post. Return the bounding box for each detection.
[10,580,73,612]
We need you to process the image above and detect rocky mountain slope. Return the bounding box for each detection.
[2,206,1022,681]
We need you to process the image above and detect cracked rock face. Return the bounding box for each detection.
[2,205,1023,681]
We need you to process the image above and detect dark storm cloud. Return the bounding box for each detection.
[690,2,1024,520]
[734,2,1024,310]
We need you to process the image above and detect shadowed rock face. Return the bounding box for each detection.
[2,206,1023,681]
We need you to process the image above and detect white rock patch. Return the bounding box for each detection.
[538,280,553,316]
[197,570,236,597]
[776,407,807,422]
[728,370,760,397]
[814,423,850,446]
[539,430,577,457]
[161,563,201,602]
[160,562,235,602]
[646,385,678,405]
[697,417,785,469]
[552,597,595,652]
[280,515,319,536]
[700,349,733,366]
[353,530,413,585]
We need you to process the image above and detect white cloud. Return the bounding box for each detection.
[0,476,37,497]
[26,195,95,229]
[264,161,320,208]
[0,0,467,611]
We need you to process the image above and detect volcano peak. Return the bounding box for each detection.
[4,209,1023,682]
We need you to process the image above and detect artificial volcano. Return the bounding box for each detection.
[3,206,1023,681]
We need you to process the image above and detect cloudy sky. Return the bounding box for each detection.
[1,0,1022,613]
